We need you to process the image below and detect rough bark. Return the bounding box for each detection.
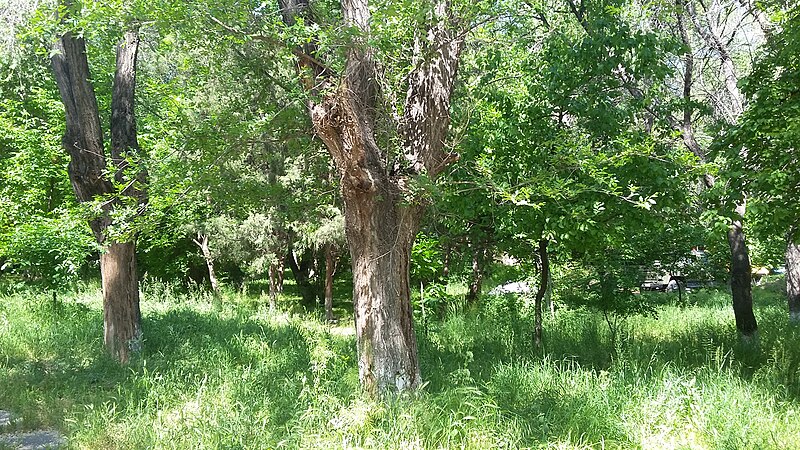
[347,194,422,394]
[51,33,113,231]
[534,239,549,349]
[280,0,464,396]
[786,230,800,324]
[51,28,145,363]
[112,31,146,199]
[101,242,142,363]
[727,202,757,339]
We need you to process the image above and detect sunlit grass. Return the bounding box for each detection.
[0,280,799,448]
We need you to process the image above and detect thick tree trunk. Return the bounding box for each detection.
[324,244,335,321]
[534,239,549,349]
[279,0,463,396]
[728,203,758,340]
[51,28,144,363]
[786,230,800,324]
[344,184,422,395]
[101,242,142,363]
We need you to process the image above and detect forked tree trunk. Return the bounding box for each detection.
[287,248,318,308]
[51,28,144,363]
[728,203,758,340]
[193,233,219,292]
[279,0,464,396]
[786,230,800,324]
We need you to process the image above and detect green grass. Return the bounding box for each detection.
[1,280,799,449]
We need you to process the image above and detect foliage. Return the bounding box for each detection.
[725,6,800,240]
[0,13,96,287]
[411,235,444,283]
[1,0,799,441]
[0,211,97,288]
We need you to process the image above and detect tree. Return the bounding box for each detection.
[673,0,761,342]
[448,0,703,343]
[726,4,800,323]
[558,0,765,341]
[50,12,146,362]
[533,239,549,349]
[275,0,466,395]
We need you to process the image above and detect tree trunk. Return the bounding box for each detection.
[728,202,758,340]
[206,255,219,293]
[287,248,318,308]
[786,230,800,324]
[534,239,549,349]
[467,244,485,303]
[345,185,422,395]
[442,242,451,279]
[101,242,142,363]
[279,0,464,396]
[277,258,285,293]
[324,244,335,321]
[685,0,744,121]
[675,2,757,342]
[51,28,145,363]
[546,263,555,318]
[268,264,278,311]
[194,233,219,292]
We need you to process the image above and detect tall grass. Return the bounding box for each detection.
[0,280,798,449]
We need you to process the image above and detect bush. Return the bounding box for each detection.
[0,211,96,289]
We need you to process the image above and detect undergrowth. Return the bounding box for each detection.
[0,280,799,449]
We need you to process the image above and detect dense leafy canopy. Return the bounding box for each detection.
[0,0,795,365]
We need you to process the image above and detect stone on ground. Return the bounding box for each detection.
[0,430,65,449]
[0,410,66,449]
[0,411,11,427]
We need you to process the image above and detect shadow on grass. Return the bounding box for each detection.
[417,288,800,436]
[0,298,358,443]
[2,283,798,448]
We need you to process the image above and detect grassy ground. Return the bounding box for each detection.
[0,279,799,449]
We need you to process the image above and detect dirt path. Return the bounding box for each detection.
[0,410,65,449]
